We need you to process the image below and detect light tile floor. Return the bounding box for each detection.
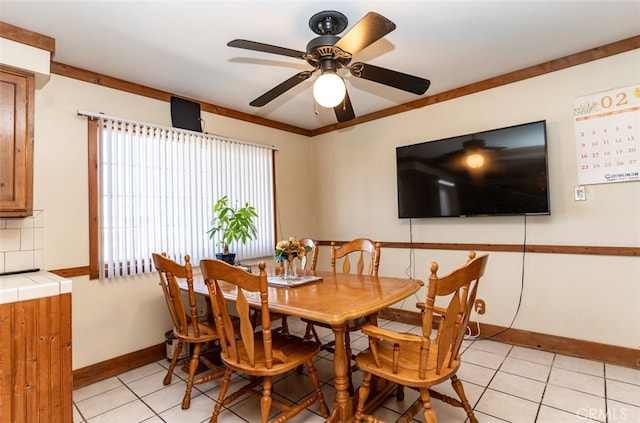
[73,318,640,422]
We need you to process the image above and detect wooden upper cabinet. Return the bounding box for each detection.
[0,65,34,217]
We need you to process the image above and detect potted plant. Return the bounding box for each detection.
[207,195,258,265]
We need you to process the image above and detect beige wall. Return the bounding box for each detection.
[310,50,640,350]
[30,50,639,369]
[33,75,314,368]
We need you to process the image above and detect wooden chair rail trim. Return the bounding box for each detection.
[49,241,639,278]
[379,308,640,370]
[318,241,640,257]
[49,266,90,278]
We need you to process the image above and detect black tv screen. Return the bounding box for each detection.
[396,120,550,218]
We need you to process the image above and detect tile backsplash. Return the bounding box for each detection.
[0,210,44,274]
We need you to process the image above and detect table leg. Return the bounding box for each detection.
[327,323,352,423]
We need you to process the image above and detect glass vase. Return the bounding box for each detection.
[283,257,297,279]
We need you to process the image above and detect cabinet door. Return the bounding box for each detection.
[0,67,34,217]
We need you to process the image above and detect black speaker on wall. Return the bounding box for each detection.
[170,96,202,132]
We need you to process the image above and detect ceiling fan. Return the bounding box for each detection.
[227,10,431,122]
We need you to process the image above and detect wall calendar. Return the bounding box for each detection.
[573,84,640,185]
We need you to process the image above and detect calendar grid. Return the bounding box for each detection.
[573,85,640,185]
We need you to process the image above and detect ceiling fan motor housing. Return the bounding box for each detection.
[306,35,351,68]
[309,10,348,35]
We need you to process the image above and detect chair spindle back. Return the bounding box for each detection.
[299,238,319,270]
[201,260,272,368]
[422,251,488,375]
[331,238,381,276]
[153,253,200,337]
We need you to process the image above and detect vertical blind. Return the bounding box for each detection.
[96,115,274,279]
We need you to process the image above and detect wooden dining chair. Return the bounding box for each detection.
[200,259,329,423]
[152,252,225,409]
[303,238,381,392]
[298,237,319,271]
[353,251,489,423]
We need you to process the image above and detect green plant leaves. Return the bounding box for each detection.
[207,195,258,252]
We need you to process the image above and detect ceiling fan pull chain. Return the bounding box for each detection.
[314,101,319,115]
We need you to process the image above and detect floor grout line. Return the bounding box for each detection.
[73,319,640,423]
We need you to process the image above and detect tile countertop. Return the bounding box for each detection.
[0,271,72,304]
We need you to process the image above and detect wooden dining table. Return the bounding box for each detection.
[181,265,423,422]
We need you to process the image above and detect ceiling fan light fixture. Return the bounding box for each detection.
[466,153,485,169]
[313,72,346,108]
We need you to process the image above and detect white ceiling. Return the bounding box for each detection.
[2,1,639,131]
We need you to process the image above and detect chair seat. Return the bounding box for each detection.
[356,340,460,387]
[221,333,320,375]
[175,322,219,343]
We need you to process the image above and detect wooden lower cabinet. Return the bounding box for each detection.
[0,294,72,422]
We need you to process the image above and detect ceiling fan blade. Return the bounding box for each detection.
[349,62,430,95]
[228,39,307,59]
[333,88,355,122]
[249,71,314,107]
[334,12,396,56]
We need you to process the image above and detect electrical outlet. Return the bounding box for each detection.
[474,299,486,315]
[574,186,586,201]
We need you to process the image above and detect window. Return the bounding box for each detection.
[86,114,275,279]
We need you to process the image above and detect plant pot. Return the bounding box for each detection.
[216,252,236,265]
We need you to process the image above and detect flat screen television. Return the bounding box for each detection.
[396,120,550,218]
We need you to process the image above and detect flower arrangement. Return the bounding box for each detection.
[274,237,311,263]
